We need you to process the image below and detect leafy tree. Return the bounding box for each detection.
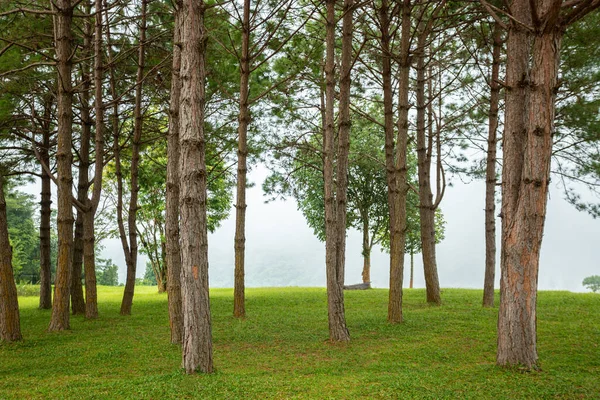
[5,188,38,283]
[265,107,446,286]
[582,276,600,293]
[96,258,119,286]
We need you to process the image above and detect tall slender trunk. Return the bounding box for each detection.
[166,0,183,345]
[70,211,85,314]
[410,250,414,289]
[71,13,93,315]
[49,0,75,332]
[234,0,251,319]
[105,0,130,303]
[179,0,213,373]
[415,23,441,305]
[120,0,147,315]
[0,174,22,342]
[323,0,350,342]
[385,0,410,324]
[482,22,501,308]
[81,0,107,320]
[361,211,370,284]
[39,95,53,310]
[335,0,354,288]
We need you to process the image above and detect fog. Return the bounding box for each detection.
[93,165,598,292]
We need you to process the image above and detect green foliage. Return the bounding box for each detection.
[5,187,39,283]
[143,262,158,286]
[3,287,599,398]
[582,275,600,293]
[265,104,445,257]
[15,284,40,297]
[96,258,119,286]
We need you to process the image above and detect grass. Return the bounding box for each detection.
[1,287,599,399]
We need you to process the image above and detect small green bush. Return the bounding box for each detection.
[16,284,41,297]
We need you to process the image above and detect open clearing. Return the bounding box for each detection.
[1,287,599,399]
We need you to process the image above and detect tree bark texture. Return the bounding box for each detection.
[323,0,350,342]
[482,22,501,308]
[71,18,93,315]
[384,0,410,324]
[335,0,354,288]
[49,0,74,332]
[415,22,441,305]
[179,0,213,373]
[0,175,22,342]
[234,0,251,319]
[120,0,147,316]
[166,0,183,345]
[38,96,53,310]
[81,0,107,320]
[498,0,563,370]
[70,211,85,314]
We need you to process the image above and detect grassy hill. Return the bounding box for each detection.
[1,287,599,399]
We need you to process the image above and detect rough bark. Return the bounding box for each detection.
[179,0,213,373]
[482,22,501,308]
[384,0,410,324]
[415,22,441,305]
[166,1,183,345]
[335,0,354,288]
[49,0,74,332]
[71,16,93,315]
[0,174,22,342]
[496,0,533,368]
[38,96,53,310]
[233,0,251,319]
[497,0,565,370]
[120,0,147,316]
[70,212,85,314]
[81,0,107,320]
[323,0,350,342]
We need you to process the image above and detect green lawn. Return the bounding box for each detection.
[1,287,599,399]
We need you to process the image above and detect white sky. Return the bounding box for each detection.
[104,163,599,292]
[21,163,598,292]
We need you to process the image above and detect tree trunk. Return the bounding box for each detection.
[120,0,147,316]
[498,0,562,370]
[0,174,22,342]
[410,250,414,289]
[39,96,53,310]
[166,0,183,344]
[496,0,532,368]
[234,0,251,319]
[70,212,85,314]
[49,0,74,332]
[81,0,107,320]
[179,0,213,374]
[361,213,370,284]
[323,0,350,343]
[71,16,93,315]
[384,0,410,324]
[415,23,441,305]
[482,22,501,308]
[335,0,354,288]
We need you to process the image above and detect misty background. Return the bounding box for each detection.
[61,163,595,293]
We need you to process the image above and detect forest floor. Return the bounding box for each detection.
[1,286,599,399]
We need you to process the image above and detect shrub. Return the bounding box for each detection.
[17,284,41,297]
